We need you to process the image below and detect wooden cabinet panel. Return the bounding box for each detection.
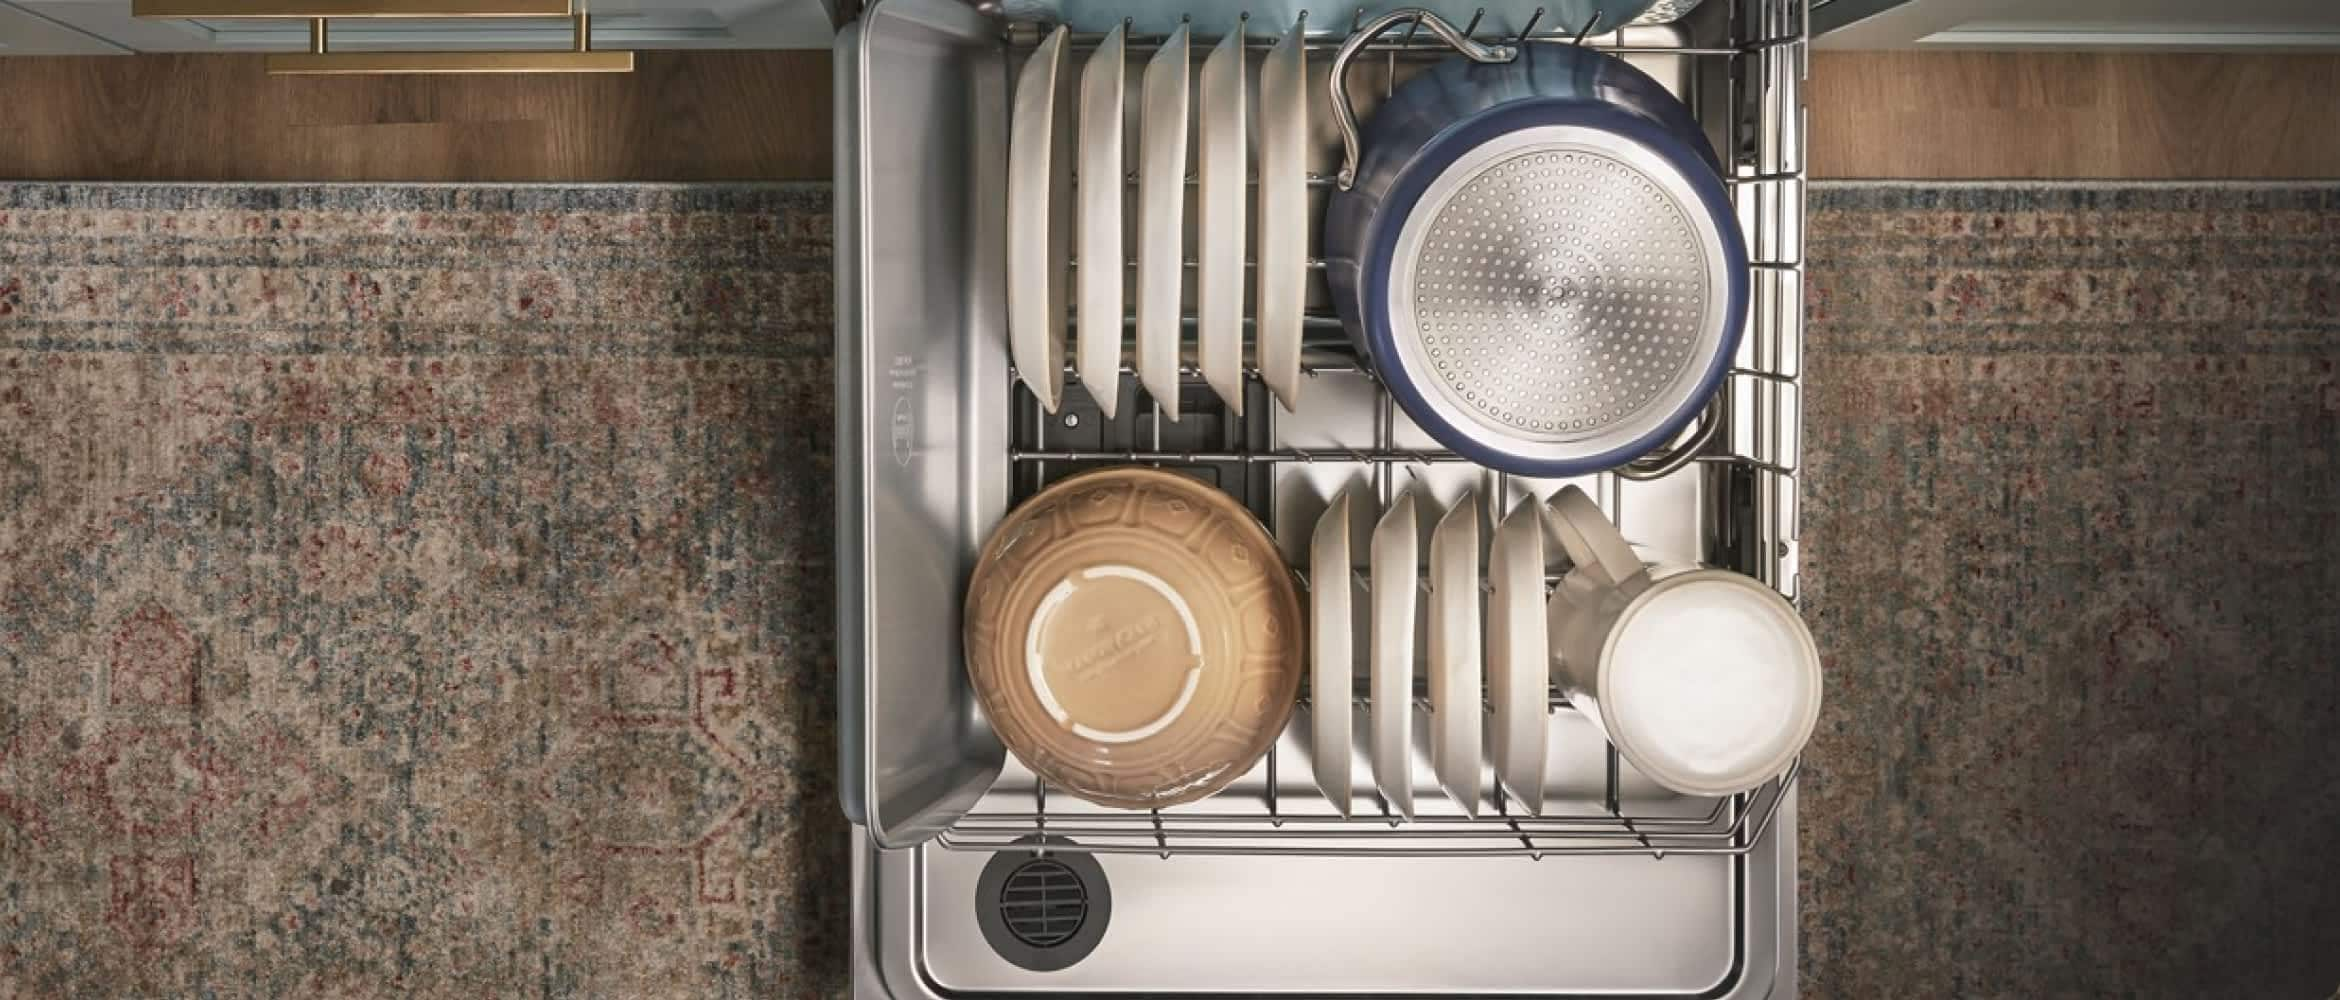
[0,51,831,180]
[10,0,832,52]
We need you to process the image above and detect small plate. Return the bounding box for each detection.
[1135,24,1189,421]
[1309,489,1354,814]
[1075,22,1127,419]
[1370,487,1419,819]
[1255,17,1307,412]
[1428,491,1483,815]
[1196,22,1248,416]
[1489,495,1549,814]
[1007,24,1072,412]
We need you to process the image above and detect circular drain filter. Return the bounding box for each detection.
[975,839,1111,971]
[999,858,1087,947]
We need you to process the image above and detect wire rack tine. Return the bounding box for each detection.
[1005,18,1790,56]
[1571,9,1600,47]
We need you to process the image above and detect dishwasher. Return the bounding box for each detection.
[834,0,1810,994]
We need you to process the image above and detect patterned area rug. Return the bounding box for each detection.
[3,182,2336,999]
[0,185,849,997]
[1801,184,2340,997]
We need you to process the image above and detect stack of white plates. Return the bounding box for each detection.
[1006,18,1312,420]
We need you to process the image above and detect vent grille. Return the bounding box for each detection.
[997,858,1089,948]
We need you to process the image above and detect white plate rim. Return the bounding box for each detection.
[1490,495,1548,815]
[1006,25,1071,412]
[1309,489,1354,815]
[1370,488,1418,819]
[1134,25,1189,422]
[1429,492,1483,815]
[1075,23,1127,420]
[1255,20,1308,412]
[1196,25,1247,416]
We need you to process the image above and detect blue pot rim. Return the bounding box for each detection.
[1357,97,1751,478]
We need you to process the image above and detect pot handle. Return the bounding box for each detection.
[1331,9,1518,191]
[1618,395,1725,481]
[1544,486,1645,587]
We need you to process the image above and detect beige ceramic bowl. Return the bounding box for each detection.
[964,467,1305,810]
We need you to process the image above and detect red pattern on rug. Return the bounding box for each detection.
[0,185,846,998]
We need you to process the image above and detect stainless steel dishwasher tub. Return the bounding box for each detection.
[836,0,1812,994]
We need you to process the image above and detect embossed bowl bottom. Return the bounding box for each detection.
[964,467,1306,810]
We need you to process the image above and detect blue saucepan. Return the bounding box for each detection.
[1323,9,1748,478]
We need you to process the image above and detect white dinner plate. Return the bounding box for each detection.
[1006,24,1072,412]
[1196,22,1248,416]
[1489,495,1549,814]
[1310,488,1354,814]
[1255,18,1308,412]
[1370,487,1419,819]
[1075,22,1127,418]
[1428,490,1483,815]
[1135,24,1189,421]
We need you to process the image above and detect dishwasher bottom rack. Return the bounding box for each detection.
[936,764,1798,859]
[964,349,1799,860]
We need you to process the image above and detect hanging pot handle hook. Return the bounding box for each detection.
[1330,9,1517,191]
[1617,394,1725,482]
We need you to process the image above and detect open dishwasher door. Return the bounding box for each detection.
[834,0,1012,849]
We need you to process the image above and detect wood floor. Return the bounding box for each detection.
[0,50,2335,181]
[0,52,829,182]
